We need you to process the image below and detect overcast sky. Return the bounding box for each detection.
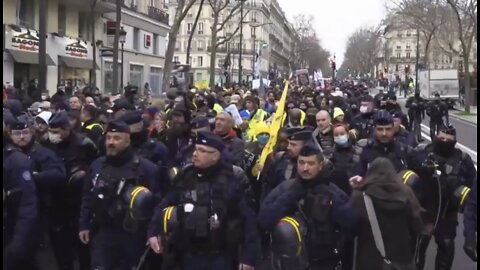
[277,0,387,66]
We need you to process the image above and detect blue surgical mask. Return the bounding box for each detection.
[334,134,349,146]
[257,134,270,146]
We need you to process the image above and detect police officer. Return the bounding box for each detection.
[261,128,314,200]
[426,93,449,140]
[80,104,104,148]
[258,143,358,269]
[463,177,477,262]
[79,120,161,270]
[405,91,426,141]
[7,114,67,264]
[413,125,476,270]
[3,141,39,270]
[350,110,415,180]
[392,111,417,147]
[350,95,376,141]
[147,131,258,270]
[47,111,99,270]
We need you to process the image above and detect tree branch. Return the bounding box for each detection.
[217,2,242,32]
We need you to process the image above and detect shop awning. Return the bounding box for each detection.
[58,56,99,70]
[7,49,55,65]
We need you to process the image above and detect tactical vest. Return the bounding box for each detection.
[135,139,158,164]
[299,183,340,261]
[85,123,103,131]
[316,131,335,157]
[354,116,375,140]
[353,139,409,172]
[91,157,142,230]
[174,166,242,253]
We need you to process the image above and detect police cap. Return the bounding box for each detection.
[112,98,135,112]
[106,120,130,134]
[3,109,16,126]
[10,113,32,130]
[48,112,70,128]
[374,110,394,126]
[440,124,456,137]
[195,131,225,152]
[118,110,143,125]
[299,142,322,157]
[288,130,313,142]
[191,116,210,130]
[391,111,404,119]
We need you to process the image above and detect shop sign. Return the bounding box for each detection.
[65,41,88,58]
[11,30,39,52]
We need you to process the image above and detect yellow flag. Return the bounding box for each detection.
[257,80,289,179]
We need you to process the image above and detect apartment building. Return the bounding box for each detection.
[375,28,477,81]
[3,0,170,96]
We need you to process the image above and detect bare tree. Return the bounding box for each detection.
[292,15,330,72]
[186,0,205,64]
[343,26,382,77]
[161,0,197,94]
[89,0,99,88]
[386,0,448,68]
[443,0,477,112]
[112,0,122,94]
[208,0,249,88]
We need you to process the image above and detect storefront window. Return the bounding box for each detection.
[149,67,163,96]
[104,61,120,94]
[129,64,144,89]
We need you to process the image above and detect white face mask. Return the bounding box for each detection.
[48,132,62,144]
[334,134,349,145]
[359,106,368,114]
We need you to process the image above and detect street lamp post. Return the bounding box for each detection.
[119,27,127,90]
[414,27,420,93]
[238,0,246,84]
[249,22,272,80]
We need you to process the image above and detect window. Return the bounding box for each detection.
[197,40,204,51]
[396,45,401,49]
[251,27,256,37]
[406,30,411,36]
[133,28,140,51]
[198,56,203,67]
[149,67,163,95]
[78,12,91,41]
[17,0,35,28]
[396,53,401,59]
[196,73,202,81]
[103,61,120,94]
[251,11,257,22]
[175,41,180,51]
[395,64,399,71]
[129,64,144,89]
[58,4,66,35]
[187,23,192,34]
[173,56,179,63]
[406,52,411,58]
[188,57,192,64]
[198,23,204,35]
[406,42,411,49]
[153,34,159,55]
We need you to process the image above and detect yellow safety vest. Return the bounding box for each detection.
[281,111,305,126]
[213,103,223,115]
[246,109,268,141]
[85,123,103,131]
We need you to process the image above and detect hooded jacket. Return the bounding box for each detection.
[350,157,423,270]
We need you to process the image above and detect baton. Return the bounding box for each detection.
[135,243,151,270]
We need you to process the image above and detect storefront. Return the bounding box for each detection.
[3,25,55,91]
[53,35,98,88]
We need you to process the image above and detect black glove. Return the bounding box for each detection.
[464,237,477,262]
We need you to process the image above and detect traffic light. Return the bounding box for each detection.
[405,64,410,73]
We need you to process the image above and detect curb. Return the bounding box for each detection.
[448,112,477,126]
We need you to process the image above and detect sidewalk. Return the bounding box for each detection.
[450,105,477,124]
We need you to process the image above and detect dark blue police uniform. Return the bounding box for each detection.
[3,145,39,270]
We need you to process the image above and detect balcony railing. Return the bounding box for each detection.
[207,46,255,55]
[148,6,170,25]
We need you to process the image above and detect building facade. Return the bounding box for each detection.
[3,0,170,96]
[375,27,477,82]
[168,0,298,85]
